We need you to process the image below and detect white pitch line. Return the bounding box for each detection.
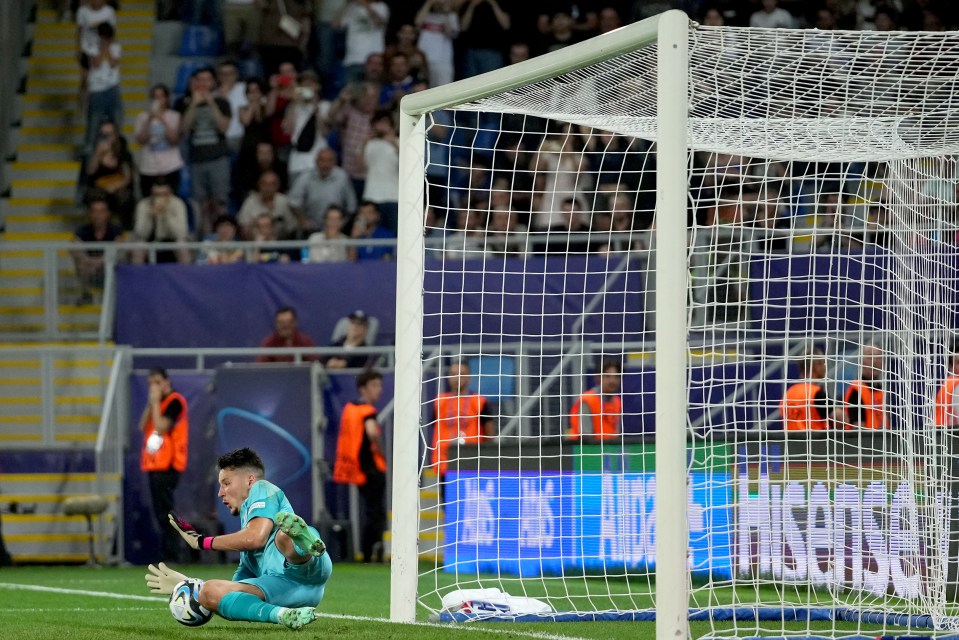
[0,582,162,603]
[0,582,589,640]
[314,612,591,640]
[3,607,157,613]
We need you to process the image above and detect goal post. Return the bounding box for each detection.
[653,11,690,640]
[393,9,959,638]
[392,9,691,626]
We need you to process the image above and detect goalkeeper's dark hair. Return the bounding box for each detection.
[217,447,265,478]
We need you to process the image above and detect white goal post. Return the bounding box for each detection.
[393,13,690,631]
[392,9,959,639]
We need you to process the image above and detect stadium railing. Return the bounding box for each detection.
[1,225,893,343]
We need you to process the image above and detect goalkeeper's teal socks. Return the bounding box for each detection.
[218,592,318,629]
[218,591,281,624]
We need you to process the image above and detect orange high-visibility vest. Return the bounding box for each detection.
[568,389,621,440]
[333,401,387,486]
[935,376,959,427]
[781,382,829,431]
[432,393,487,474]
[844,381,886,429]
[140,391,188,472]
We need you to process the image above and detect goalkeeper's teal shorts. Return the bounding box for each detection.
[240,530,333,608]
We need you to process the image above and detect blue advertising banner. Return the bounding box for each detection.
[443,471,733,578]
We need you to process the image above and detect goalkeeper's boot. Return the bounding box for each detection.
[276,511,326,557]
[279,606,317,630]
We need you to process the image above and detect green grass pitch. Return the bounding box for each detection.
[0,563,891,640]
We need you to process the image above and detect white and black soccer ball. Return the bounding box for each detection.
[169,578,213,627]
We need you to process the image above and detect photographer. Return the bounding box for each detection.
[283,70,331,187]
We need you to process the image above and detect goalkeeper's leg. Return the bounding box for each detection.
[276,512,326,560]
[217,589,317,630]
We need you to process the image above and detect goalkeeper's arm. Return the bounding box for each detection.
[168,511,273,552]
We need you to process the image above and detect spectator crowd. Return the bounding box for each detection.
[67,0,959,278]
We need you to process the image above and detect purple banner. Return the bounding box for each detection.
[115,262,398,348]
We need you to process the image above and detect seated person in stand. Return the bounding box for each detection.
[201,215,246,265]
[70,190,124,305]
[237,170,298,240]
[324,310,374,369]
[306,205,354,263]
[251,213,297,263]
[130,179,192,264]
[84,118,136,228]
[256,307,318,363]
[350,201,395,261]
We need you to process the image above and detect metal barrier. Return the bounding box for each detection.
[94,347,131,564]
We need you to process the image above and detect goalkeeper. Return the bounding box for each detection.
[145,447,331,630]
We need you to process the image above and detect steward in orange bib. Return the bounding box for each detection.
[781,346,834,431]
[138,367,189,561]
[935,350,959,427]
[568,360,623,441]
[843,344,886,429]
[432,359,496,477]
[333,369,387,563]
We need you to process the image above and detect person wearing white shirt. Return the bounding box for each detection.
[217,61,249,153]
[415,0,459,88]
[76,0,116,59]
[335,0,390,82]
[85,22,123,155]
[749,0,796,29]
[134,84,185,197]
[361,109,399,232]
[75,0,117,114]
[284,71,331,186]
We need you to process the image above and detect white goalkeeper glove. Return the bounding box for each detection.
[145,562,188,596]
[168,511,216,551]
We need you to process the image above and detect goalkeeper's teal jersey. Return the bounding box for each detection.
[236,479,294,579]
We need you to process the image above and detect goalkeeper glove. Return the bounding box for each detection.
[168,511,216,551]
[145,562,188,596]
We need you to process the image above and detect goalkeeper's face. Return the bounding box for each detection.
[217,467,256,516]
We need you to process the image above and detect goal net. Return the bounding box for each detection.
[391,11,959,639]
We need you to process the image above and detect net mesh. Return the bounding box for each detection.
[459,28,959,162]
[405,20,959,637]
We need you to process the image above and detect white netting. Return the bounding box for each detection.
[400,17,959,638]
[458,27,959,162]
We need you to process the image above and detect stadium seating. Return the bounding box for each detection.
[177,24,222,58]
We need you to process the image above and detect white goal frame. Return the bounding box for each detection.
[391,10,691,638]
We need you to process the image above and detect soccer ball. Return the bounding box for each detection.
[169,578,213,627]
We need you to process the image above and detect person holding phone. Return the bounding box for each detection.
[134,84,184,197]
